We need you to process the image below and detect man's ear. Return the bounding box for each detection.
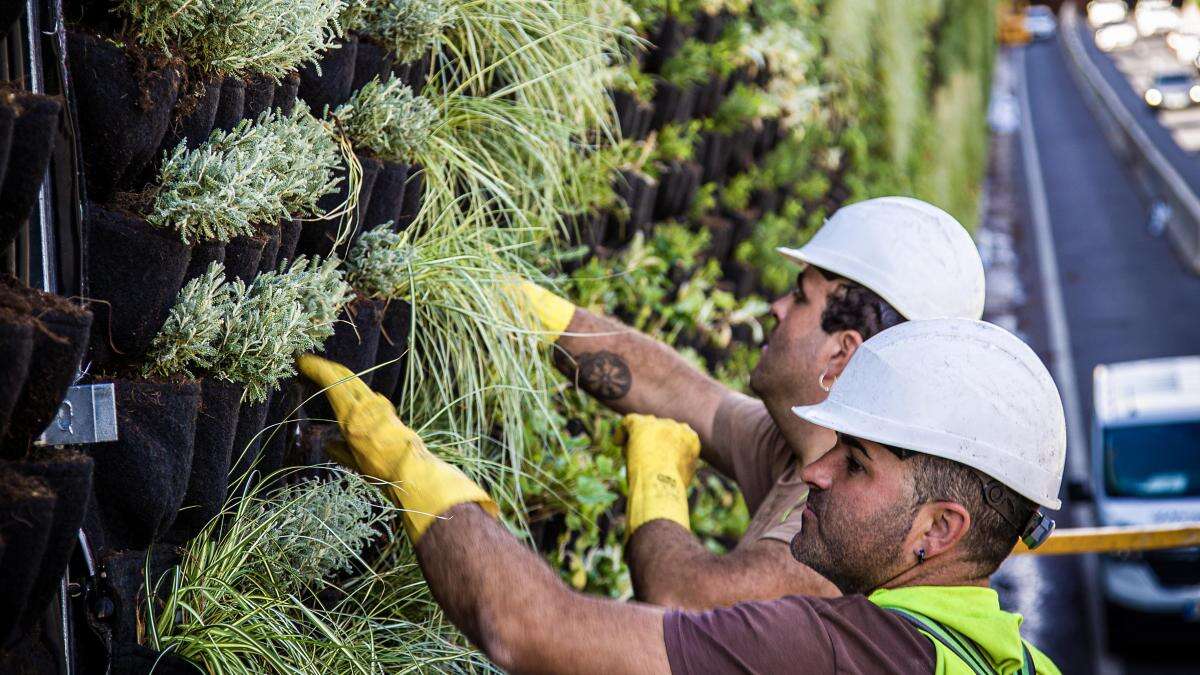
[824,330,863,379]
[913,502,972,560]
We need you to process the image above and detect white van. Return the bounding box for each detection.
[1091,356,1200,634]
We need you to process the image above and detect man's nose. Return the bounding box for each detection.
[769,294,790,325]
[800,451,836,491]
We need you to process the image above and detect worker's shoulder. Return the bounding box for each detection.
[664,593,936,675]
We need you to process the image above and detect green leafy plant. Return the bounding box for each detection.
[331,75,439,162]
[345,224,412,298]
[345,0,450,62]
[143,262,236,380]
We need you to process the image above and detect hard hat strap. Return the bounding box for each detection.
[981,478,1027,533]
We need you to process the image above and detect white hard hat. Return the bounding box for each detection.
[776,197,985,321]
[791,318,1066,509]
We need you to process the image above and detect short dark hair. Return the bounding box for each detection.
[816,268,904,340]
[900,451,1038,576]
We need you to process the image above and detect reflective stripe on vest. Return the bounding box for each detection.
[885,607,1034,675]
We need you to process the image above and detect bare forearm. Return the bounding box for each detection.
[555,308,725,445]
[627,520,840,610]
[416,504,669,674]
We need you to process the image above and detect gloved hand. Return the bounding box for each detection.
[298,355,498,542]
[620,413,701,537]
[503,279,575,342]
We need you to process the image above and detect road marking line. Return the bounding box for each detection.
[1017,45,1122,675]
[1017,48,1089,482]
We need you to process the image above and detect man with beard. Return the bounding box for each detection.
[299,317,1064,674]
[519,196,987,607]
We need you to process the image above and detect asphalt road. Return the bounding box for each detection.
[992,32,1200,675]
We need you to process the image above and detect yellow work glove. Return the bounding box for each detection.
[298,355,498,542]
[504,280,575,342]
[620,414,701,537]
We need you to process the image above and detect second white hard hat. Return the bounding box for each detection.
[791,318,1066,509]
[777,196,986,321]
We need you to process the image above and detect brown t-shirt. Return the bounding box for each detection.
[664,594,937,674]
[709,393,809,545]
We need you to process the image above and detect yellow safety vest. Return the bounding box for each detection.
[868,586,1062,675]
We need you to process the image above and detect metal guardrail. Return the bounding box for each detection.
[1059,3,1200,274]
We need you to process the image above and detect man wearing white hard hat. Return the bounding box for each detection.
[298,317,1064,673]
[510,195,987,608]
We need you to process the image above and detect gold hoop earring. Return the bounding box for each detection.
[818,367,836,393]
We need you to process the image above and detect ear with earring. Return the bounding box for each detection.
[818,365,837,393]
[916,548,926,565]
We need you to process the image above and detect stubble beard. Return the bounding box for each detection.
[790,493,914,596]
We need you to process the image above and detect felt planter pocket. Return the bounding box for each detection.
[212,76,246,133]
[352,36,395,92]
[257,222,282,275]
[101,547,179,647]
[0,471,55,646]
[164,378,243,545]
[753,117,781,160]
[695,10,730,43]
[363,160,410,229]
[299,36,359,114]
[607,171,658,246]
[163,76,222,152]
[0,93,60,245]
[0,107,13,235]
[372,299,411,404]
[612,90,652,141]
[68,31,181,201]
[653,160,701,222]
[230,396,271,483]
[274,72,301,116]
[395,49,432,92]
[182,239,226,284]
[691,76,726,119]
[306,296,385,421]
[11,451,93,630]
[241,74,276,121]
[702,214,736,263]
[0,277,93,454]
[223,233,267,284]
[0,316,32,441]
[298,153,382,257]
[697,131,732,183]
[277,218,302,264]
[86,379,199,552]
[111,643,201,675]
[650,83,697,130]
[725,127,757,175]
[395,164,424,231]
[86,205,190,365]
[259,378,300,479]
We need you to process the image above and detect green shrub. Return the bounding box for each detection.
[143,262,236,380]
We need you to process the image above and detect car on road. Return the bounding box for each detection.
[1143,71,1200,109]
[1090,356,1200,644]
[1026,5,1057,41]
[1095,20,1138,51]
[1088,0,1128,29]
[1135,0,1181,37]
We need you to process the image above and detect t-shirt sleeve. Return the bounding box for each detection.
[663,595,936,675]
[708,393,793,514]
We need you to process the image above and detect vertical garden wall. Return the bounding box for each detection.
[0,0,996,672]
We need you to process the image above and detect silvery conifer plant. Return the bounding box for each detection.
[331,74,438,163]
[344,0,449,63]
[345,224,414,298]
[123,0,346,80]
[151,103,342,244]
[143,262,236,379]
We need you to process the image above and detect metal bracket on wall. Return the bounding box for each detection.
[34,383,118,446]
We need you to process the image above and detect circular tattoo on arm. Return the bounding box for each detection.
[576,350,633,400]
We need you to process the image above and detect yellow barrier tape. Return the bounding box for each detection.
[1013,522,1200,556]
